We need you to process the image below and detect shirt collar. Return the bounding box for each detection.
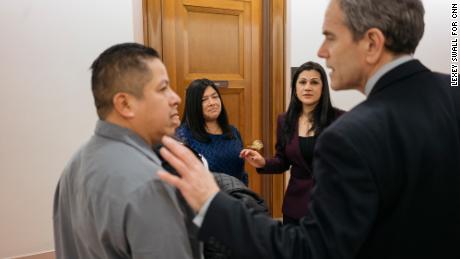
[95,120,162,165]
[364,55,413,96]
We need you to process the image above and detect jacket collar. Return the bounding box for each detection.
[364,55,413,95]
[94,120,162,166]
[369,59,430,97]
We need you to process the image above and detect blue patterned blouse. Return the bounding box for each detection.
[176,125,247,184]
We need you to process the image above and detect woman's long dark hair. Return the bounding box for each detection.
[181,78,233,143]
[281,61,336,148]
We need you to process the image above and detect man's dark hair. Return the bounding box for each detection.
[90,43,160,119]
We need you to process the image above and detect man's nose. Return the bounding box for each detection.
[317,42,327,58]
[170,90,181,105]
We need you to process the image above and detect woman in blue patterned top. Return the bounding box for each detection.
[176,78,247,184]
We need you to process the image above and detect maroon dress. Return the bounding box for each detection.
[257,110,342,220]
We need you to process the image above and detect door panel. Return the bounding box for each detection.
[162,0,264,194]
[186,6,242,75]
[219,88,244,135]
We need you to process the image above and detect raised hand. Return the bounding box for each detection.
[239,149,266,168]
[158,135,220,212]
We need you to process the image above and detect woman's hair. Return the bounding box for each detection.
[181,78,233,142]
[281,61,336,148]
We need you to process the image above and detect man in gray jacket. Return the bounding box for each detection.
[53,43,197,259]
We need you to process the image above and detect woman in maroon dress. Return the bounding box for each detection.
[240,61,343,225]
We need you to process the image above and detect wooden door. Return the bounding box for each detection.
[143,0,285,217]
[162,0,264,195]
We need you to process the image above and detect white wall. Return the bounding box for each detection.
[0,0,136,257]
[132,0,144,43]
[288,0,453,111]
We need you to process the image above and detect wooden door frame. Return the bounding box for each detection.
[142,0,286,218]
[260,0,285,218]
[142,0,163,57]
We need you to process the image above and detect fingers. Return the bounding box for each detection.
[158,136,221,212]
[241,150,261,165]
[240,149,249,158]
[161,135,202,168]
[158,170,184,189]
[248,152,261,161]
[159,145,190,178]
[158,170,199,211]
[240,148,255,158]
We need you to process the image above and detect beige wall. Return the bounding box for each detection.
[132,0,144,43]
[0,0,136,257]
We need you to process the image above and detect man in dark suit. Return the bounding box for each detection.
[158,0,460,258]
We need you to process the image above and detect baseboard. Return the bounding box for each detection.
[9,251,55,259]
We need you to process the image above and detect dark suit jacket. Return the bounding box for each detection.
[198,60,460,259]
[258,111,342,219]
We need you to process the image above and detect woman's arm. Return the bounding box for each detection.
[256,115,291,174]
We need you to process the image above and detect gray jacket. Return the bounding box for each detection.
[53,120,194,259]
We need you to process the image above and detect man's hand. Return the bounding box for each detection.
[158,135,220,212]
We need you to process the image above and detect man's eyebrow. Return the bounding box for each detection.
[322,30,333,36]
[159,79,169,86]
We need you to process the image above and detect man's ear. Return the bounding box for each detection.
[112,92,136,118]
[362,28,386,64]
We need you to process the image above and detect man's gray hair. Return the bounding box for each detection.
[338,0,425,54]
